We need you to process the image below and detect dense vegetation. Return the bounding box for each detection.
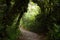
[21,0,60,40]
[0,0,60,40]
[0,0,29,40]
[32,0,60,40]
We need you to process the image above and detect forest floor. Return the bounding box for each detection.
[19,27,47,40]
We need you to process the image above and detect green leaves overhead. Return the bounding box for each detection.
[20,1,40,30]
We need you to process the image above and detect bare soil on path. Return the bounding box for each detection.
[19,27,47,40]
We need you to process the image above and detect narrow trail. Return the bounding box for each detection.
[19,27,47,40]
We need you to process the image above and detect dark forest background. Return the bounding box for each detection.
[0,0,60,40]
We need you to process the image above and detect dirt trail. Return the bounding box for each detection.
[19,27,47,40]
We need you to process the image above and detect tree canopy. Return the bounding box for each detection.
[0,0,60,40]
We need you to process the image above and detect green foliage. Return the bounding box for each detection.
[5,15,21,40]
[6,27,21,40]
[20,2,40,31]
[0,0,60,40]
[21,0,60,40]
[0,0,29,40]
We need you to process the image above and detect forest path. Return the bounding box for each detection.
[19,27,47,40]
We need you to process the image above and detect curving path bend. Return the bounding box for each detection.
[19,27,47,40]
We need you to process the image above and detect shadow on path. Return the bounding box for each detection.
[19,27,47,40]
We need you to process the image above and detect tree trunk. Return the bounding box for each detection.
[0,0,29,40]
